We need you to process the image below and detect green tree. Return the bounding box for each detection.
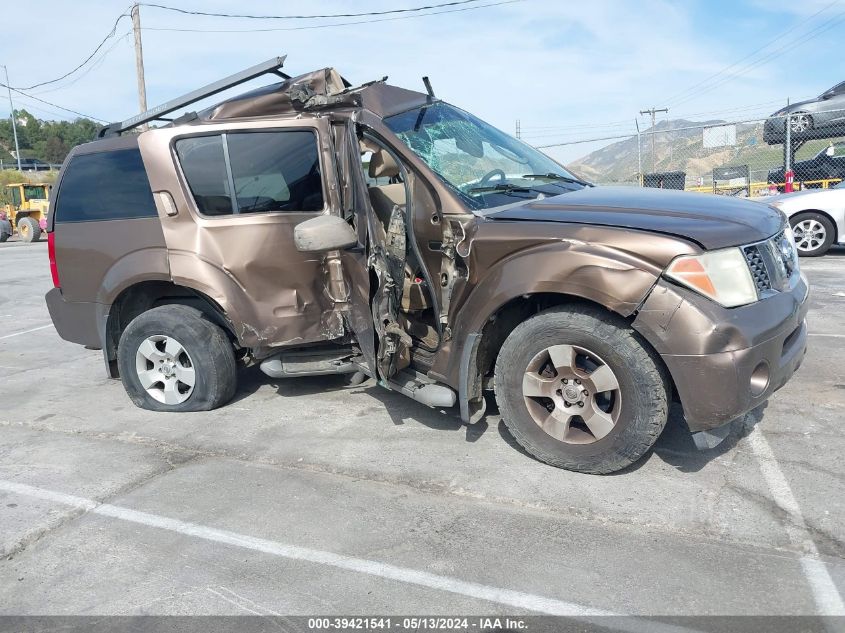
[0,109,98,163]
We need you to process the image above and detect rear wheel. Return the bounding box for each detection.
[790,212,834,257]
[494,305,669,474]
[0,231,9,243]
[117,305,237,412]
[17,217,41,242]
[789,112,812,134]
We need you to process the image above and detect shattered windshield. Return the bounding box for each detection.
[384,102,588,211]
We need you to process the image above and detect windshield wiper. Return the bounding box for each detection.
[468,183,535,194]
[522,173,593,187]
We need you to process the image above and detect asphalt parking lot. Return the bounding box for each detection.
[0,240,843,621]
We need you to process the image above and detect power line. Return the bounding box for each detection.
[0,83,106,122]
[664,1,843,107]
[669,11,845,108]
[17,6,133,91]
[32,32,132,96]
[142,0,522,33]
[663,0,839,105]
[139,0,484,20]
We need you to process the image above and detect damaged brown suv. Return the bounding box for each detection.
[45,58,809,473]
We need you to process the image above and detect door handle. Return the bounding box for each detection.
[154,191,179,217]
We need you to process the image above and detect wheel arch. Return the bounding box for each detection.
[452,291,676,424]
[103,280,238,378]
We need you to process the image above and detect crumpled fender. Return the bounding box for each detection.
[430,237,668,396]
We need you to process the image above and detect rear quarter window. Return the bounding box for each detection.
[55,148,157,223]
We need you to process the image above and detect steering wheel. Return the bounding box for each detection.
[478,169,507,188]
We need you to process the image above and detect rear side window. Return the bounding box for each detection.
[175,130,324,216]
[55,148,156,223]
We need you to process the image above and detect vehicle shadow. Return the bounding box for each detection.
[230,364,364,404]
[646,402,768,474]
[232,365,466,433]
[231,365,769,474]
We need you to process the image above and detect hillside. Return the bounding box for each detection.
[566,118,837,185]
[0,110,98,164]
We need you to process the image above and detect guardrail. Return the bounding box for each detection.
[0,161,61,171]
[685,177,842,196]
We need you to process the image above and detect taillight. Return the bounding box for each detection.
[47,231,60,288]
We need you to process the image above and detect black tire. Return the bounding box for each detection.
[494,305,669,474]
[789,112,813,135]
[790,212,835,257]
[117,305,237,412]
[0,231,9,243]
[17,216,41,242]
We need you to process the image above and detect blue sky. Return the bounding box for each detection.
[1,0,842,162]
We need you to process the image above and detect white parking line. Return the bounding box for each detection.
[0,480,611,616]
[808,333,845,339]
[0,479,706,632]
[0,324,54,340]
[746,428,845,616]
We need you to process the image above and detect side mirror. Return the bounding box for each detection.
[294,214,358,252]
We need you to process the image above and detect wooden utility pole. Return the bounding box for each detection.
[131,4,148,127]
[639,107,668,174]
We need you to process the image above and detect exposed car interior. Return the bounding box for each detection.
[360,139,439,357]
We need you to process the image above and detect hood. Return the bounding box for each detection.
[763,186,844,213]
[487,186,784,250]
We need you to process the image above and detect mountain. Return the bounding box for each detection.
[566,118,797,185]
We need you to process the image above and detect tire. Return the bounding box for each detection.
[494,305,669,474]
[17,216,41,242]
[790,212,835,257]
[117,305,237,412]
[0,232,9,243]
[789,112,812,134]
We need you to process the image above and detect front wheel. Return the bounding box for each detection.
[494,305,669,474]
[791,212,834,257]
[117,305,237,412]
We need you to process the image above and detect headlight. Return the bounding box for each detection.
[665,247,758,307]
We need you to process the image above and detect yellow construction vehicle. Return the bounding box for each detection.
[1,183,50,242]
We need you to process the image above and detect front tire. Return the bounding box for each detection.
[790,212,834,257]
[17,216,41,242]
[117,305,237,412]
[494,305,669,474]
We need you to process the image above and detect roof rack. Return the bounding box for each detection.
[98,56,289,138]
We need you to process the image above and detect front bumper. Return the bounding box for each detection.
[632,275,809,432]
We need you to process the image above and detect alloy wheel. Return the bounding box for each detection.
[135,334,196,404]
[793,219,826,253]
[789,114,811,133]
[521,344,621,444]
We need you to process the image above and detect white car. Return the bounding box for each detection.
[766,181,845,256]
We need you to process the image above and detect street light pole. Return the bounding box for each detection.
[2,65,22,171]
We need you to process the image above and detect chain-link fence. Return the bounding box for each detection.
[535,107,845,198]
